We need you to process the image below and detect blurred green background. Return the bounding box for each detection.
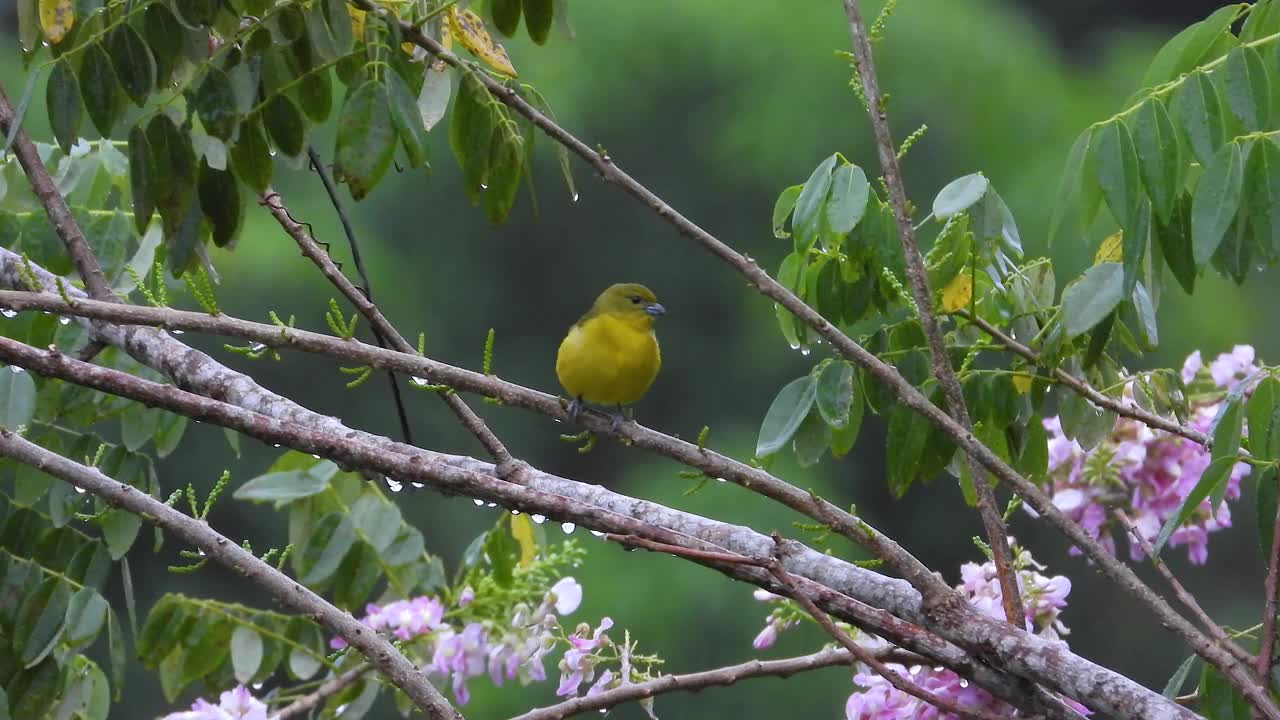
[2,0,1274,717]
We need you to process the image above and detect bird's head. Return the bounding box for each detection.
[592,283,666,324]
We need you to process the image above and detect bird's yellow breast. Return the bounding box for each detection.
[556,312,661,406]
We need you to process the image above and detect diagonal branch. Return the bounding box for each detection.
[260,188,517,471]
[511,647,887,720]
[302,146,416,446]
[1259,482,1280,694]
[0,430,462,720]
[0,86,114,300]
[0,330,1150,719]
[272,665,372,720]
[345,3,1269,707]
[838,0,1022,626]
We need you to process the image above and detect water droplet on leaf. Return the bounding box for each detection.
[561,522,576,534]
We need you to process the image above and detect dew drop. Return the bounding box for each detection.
[196,548,206,557]
[799,346,811,356]
[250,342,266,352]
[561,522,576,534]
[334,704,347,715]
[571,192,580,203]
[388,479,404,492]
[716,477,727,483]
[473,499,485,506]
[253,682,265,690]
[9,366,23,374]
[411,482,424,489]
[958,679,969,688]
[410,376,429,387]
[479,183,489,190]
[552,417,563,424]
[787,342,800,351]
[74,486,86,494]
[590,530,604,537]
[58,316,71,325]
[172,329,185,335]
[531,514,546,524]
[511,509,521,515]
[486,502,497,508]
[272,443,281,448]
[1,309,16,319]
[311,454,321,459]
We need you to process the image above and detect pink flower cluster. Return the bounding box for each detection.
[843,547,1088,720]
[159,685,267,720]
[1042,346,1258,565]
[164,578,584,716]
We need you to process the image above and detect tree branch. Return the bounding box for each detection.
[511,647,867,720]
[271,665,372,720]
[0,330,1149,719]
[1259,480,1280,692]
[766,551,1012,720]
[838,0,1023,627]
[0,430,461,720]
[0,85,114,301]
[343,4,1258,708]
[259,188,518,471]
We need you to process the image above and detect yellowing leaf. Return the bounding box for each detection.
[939,273,972,313]
[448,6,517,77]
[1012,373,1033,395]
[1094,230,1123,264]
[39,0,74,44]
[347,6,366,41]
[510,513,537,567]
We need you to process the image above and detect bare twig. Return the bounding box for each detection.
[1115,511,1251,663]
[511,647,864,720]
[766,549,1008,720]
[838,0,1022,626]
[605,534,770,566]
[272,665,372,720]
[0,85,114,301]
[260,188,517,470]
[344,6,1255,710]
[0,430,461,720]
[300,149,415,447]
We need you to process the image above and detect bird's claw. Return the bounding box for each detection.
[609,412,625,433]
[567,397,583,422]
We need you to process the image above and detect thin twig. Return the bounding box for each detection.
[510,647,860,720]
[272,665,372,719]
[766,547,1008,720]
[838,0,1022,626]
[260,190,517,471]
[303,147,415,447]
[0,85,114,301]
[0,430,462,720]
[1259,477,1280,692]
[346,5,1247,712]
[1115,510,1251,664]
[605,534,770,566]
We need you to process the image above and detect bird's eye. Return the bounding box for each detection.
[629,296,642,304]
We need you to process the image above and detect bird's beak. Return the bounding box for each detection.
[645,303,666,317]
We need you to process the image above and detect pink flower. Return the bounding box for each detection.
[159,685,268,720]
[549,577,583,615]
[458,586,476,607]
[752,622,779,650]
[556,618,614,697]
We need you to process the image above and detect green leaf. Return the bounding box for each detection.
[298,512,356,584]
[1172,71,1226,167]
[198,161,243,248]
[815,360,854,428]
[886,404,929,498]
[145,113,197,242]
[0,368,36,429]
[1058,392,1116,451]
[263,95,306,159]
[1249,376,1280,462]
[1191,141,1246,266]
[230,626,263,684]
[153,412,187,457]
[79,44,123,137]
[1060,262,1124,337]
[120,404,159,451]
[351,494,401,552]
[772,184,802,239]
[106,24,156,107]
[829,386,864,458]
[484,131,524,224]
[16,578,69,665]
[1131,99,1182,224]
[1129,281,1159,349]
[143,3,184,84]
[98,509,142,559]
[1162,655,1198,699]
[1199,662,1249,720]
[827,163,869,234]
[774,252,804,348]
[1154,455,1237,554]
[234,469,329,503]
[230,117,272,194]
[491,0,521,36]
[933,172,989,219]
[1016,415,1049,480]
[46,59,81,154]
[1049,129,1093,245]
[107,609,126,699]
[334,80,397,201]
[793,154,837,247]
[1247,139,1280,263]
[449,72,494,202]
[1223,45,1270,131]
[63,587,108,647]
[792,411,830,468]
[1156,193,1196,294]
[1093,120,1143,232]
[1121,199,1151,297]
[387,71,429,170]
[194,67,239,140]
[523,0,552,44]
[755,375,817,457]
[1257,469,1278,562]
[1211,393,1245,464]
[1141,4,1240,88]
[485,525,518,587]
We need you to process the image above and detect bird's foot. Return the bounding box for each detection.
[566,396,584,422]
[609,405,631,433]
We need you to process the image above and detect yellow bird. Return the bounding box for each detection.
[556,283,665,429]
